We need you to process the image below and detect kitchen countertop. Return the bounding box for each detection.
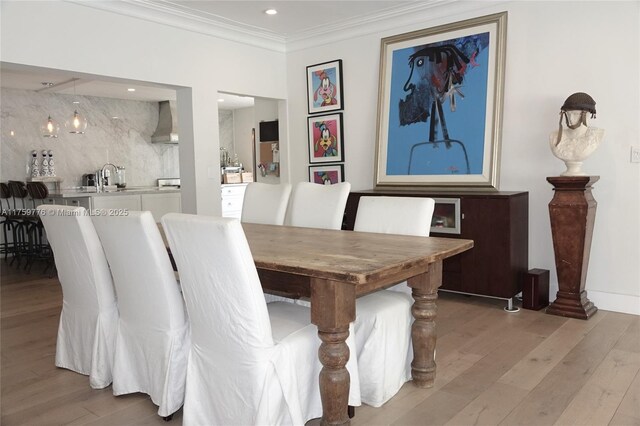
[50,187,181,198]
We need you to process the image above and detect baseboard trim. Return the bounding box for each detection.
[587,290,640,316]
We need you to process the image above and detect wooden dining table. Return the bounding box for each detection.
[161,222,473,426]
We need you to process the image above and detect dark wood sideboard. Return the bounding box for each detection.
[343,190,529,301]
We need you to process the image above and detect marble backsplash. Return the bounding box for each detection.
[219,109,234,156]
[0,88,179,188]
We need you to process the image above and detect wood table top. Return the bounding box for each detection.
[243,224,473,284]
[160,222,473,286]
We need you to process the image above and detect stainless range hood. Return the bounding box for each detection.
[151,100,179,144]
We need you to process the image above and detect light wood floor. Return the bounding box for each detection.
[2,261,639,426]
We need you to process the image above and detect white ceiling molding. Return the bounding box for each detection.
[285,0,452,49]
[68,0,507,54]
[285,1,504,52]
[67,0,288,53]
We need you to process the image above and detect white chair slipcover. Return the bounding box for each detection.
[286,182,351,230]
[241,182,292,225]
[36,205,118,389]
[352,196,435,407]
[353,196,434,237]
[162,213,360,425]
[92,211,189,417]
[354,196,435,296]
[241,182,294,303]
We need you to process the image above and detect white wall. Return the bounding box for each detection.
[285,1,640,314]
[1,1,287,215]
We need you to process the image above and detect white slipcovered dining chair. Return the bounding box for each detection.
[36,205,118,389]
[352,196,435,407]
[241,182,292,225]
[241,182,293,303]
[161,213,361,425]
[271,181,351,304]
[286,182,351,230]
[92,211,189,418]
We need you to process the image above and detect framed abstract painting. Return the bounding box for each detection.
[309,164,345,185]
[308,113,344,164]
[307,59,344,114]
[374,12,507,190]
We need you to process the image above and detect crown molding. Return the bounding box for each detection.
[286,0,507,52]
[68,1,508,54]
[67,0,287,53]
[286,0,453,50]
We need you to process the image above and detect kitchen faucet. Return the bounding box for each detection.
[100,163,118,192]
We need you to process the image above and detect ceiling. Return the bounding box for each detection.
[0,64,255,109]
[1,1,429,106]
[160,1,419,36]
[0,66,177,102]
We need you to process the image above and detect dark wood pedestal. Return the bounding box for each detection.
[546,176,599,319]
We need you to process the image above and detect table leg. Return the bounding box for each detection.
[408,260,442,388]
[310,278,355,426]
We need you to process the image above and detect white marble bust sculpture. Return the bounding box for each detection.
[549,93,604,176]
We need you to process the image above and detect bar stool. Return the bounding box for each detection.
[0,183,18,260]
[7,181,30,268]
[25,182,53,273]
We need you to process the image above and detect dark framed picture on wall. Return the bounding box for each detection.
[308,113,344,163]
[309,164,345,185]
[306,59,343,114]
[374,12,507,190]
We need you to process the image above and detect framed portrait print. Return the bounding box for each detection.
[374,12,507,190]
[309,164,345,185]
[308,113,344,164]
[307,59,344,114]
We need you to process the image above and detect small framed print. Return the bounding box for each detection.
[307,59,343,114]
[308,113,344,164]
[309,164,345,185]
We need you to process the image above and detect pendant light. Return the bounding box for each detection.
[41,115,60,138]
[65,79,88,134]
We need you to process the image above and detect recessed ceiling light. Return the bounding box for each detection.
[127,88,136,92]
[265,9,277,15]
[73,101,80,104]
[218,98,225,102]
[111,116,119,120]
[41,82,54,87]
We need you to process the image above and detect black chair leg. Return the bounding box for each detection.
[162,414,173,421]
[348,405,355,419]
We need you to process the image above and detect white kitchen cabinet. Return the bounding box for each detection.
[65,197,92,210]
[221,184,248,219]
[93,194,141,212]
[141,193,181,222]
[42,196,66,206]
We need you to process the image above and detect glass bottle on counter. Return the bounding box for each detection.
[115,166,126,188]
